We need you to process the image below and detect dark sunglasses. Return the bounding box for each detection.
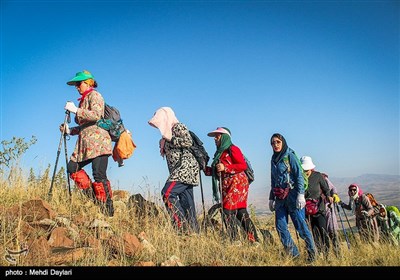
[349,189,357,192]
[75,81,82,87]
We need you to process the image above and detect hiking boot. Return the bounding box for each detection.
[100,200,114,217]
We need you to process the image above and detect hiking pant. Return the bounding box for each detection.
[68,155,114,217]
[162,181,199,234]
[308,213,330,256]
[223,208,259,243]
[275,202,316,261]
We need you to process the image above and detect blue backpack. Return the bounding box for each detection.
[96,103,125,142]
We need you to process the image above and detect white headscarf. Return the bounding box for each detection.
[348,184,361,200]
[148,107,179,141]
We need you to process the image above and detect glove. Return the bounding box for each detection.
[60,123,70,135]
[333,194,341,203]
[65,101,78,114]
[296,193,306,209]
[361,210,369,217]
[269,200,275,212]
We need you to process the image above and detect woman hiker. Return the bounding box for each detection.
[300,156,333,258]
[339,184,379,243]
[60,70,114,217]
[268,133,316,263]
[148,107,200,235]
[204,127,259,245]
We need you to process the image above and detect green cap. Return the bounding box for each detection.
[67,71,95,85]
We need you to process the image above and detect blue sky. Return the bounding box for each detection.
[1,1,399,204]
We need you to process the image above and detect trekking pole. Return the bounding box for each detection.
[48,111,70,200]
[340,204,357,242]
[63,112,72,198]
[199,170,207,233]
[336,204,351,250]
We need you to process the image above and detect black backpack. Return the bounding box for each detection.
[188,130,210,171]
[228,146,254,184]
[97,103,125,142]
[243,155,255,184]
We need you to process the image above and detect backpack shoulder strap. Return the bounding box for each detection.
[227,145,232,156]
[283,155,291,173]
[189,130,203,146]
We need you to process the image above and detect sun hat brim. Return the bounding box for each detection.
[67,71,94,85]
[300,156,316,171]
[207,127,231,137]
[301,162,316,171]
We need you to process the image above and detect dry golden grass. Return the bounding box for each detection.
[1,168,399,267]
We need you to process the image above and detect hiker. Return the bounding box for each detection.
[60,70,114,217]
[269,133,316,262]
[148,107,200,234]
[321,172,341,256]
[386,206,400,246]
[204,127,259,244]
[300,156,333,258]
[377,205,400,246]
[377,204,390,243]
[339,184,379,242]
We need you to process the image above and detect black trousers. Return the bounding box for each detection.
[67,155,109,182]
[308,213,330,255]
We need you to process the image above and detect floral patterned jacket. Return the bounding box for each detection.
[69,90,112,162]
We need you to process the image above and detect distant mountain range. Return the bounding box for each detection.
[248,174,400,216]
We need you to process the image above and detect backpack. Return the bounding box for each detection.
[188,130,210,171]
[365,192,380,217]
[243,156,255,184]
[283,154,308,191]
[386,205,400,216]
[112,130,137,166]
[96,103,125,142]
[228,146,255,185]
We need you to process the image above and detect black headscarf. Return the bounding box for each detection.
[271,133,288,164]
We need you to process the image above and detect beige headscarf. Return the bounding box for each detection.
[148,107,179,141]
[348,184,361,200]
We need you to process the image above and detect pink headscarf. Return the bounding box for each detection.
[148,107,179,141]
